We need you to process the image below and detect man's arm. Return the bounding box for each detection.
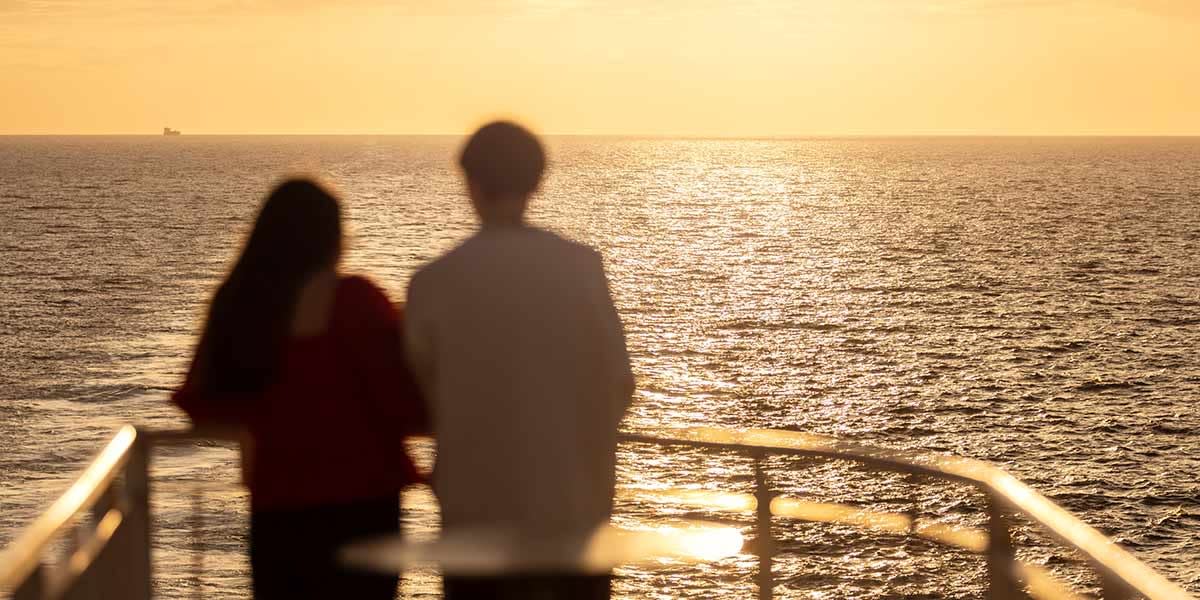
[590,251,635,426]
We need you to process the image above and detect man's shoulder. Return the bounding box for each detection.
[410,239,475,286]
[408,263,445,303]
[530,228,602,263]
[410,228,603,289]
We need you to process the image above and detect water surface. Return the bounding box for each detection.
[1,136,1198,598]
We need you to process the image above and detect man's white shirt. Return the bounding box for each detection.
[405,225,634,533]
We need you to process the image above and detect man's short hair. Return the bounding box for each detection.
[459,121,545,197]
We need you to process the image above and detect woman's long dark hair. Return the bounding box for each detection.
[195,179,342,395]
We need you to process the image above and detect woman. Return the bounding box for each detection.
[173,178,426,599]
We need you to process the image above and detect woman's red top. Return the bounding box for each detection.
[173,275,427,511]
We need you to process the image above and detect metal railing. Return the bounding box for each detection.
[0,426,151,600]
[621,427,1196,600]
[0,425,1194,600]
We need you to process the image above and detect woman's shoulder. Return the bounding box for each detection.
[337,274,388,297]
[334,275,399,325]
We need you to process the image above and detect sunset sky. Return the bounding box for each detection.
[1,0,1198,135]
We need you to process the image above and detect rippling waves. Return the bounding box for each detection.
[1,136,1198,598]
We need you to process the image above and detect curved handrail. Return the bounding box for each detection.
[0,425,139,590]
[620,427,1194,600]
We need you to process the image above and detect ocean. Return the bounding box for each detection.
[1,136,1197,598]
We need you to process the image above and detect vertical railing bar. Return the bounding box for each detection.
[753,451,775,600]
[91,485,116,520]
[1100,570,1140,600]
[986,492,1021,600]
[904,472,920,571]
[191,486,204,600]
[11,563,45,600]
[127,435,153,600]
[399,488,409,600]
[63,518,85,569]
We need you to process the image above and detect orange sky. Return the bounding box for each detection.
[1,0,1198,135]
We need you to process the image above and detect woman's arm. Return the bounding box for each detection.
[171,344,256,425]
[345,277,431,436]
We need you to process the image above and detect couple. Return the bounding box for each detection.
[172,122,635,599]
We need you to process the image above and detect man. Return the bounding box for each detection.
[404,121,635,599]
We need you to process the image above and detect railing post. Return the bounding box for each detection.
[986,493,1020,600]
[1099,572,1139,600]
[753,453,775,600]
[125,435,153,600]
[11,564,45,600]
[191,487,205,600]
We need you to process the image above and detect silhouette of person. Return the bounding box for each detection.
[405,121,635,600]
[173,179,427,600]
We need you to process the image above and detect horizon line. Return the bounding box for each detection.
[3,133,1200,139]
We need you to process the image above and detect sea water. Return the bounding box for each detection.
[1,136,1198,598]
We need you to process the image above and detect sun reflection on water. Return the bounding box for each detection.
[667,525,745,562]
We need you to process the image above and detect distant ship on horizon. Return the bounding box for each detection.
[163,127,181,136]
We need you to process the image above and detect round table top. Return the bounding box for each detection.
[341,522,745,575]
